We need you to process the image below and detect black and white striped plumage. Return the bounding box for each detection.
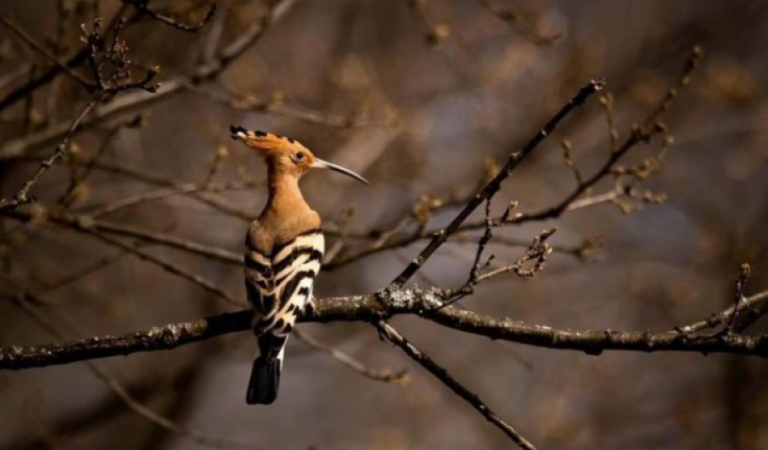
[230,124,368,405]
[244,228,324,405]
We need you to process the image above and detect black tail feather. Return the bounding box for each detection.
[246,357,281,405]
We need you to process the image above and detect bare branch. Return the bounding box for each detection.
[390,78,605,288]
[86,180,261,218]
[4,208,243,264]
[294,329,410,385]
[0,0,295,161]
[0,13,94,90]
[119,0,218,32]
[35,250,132,295]
[375,320,536,450]
[195,85,396,128]
[474,227,556,282]
[0,6,131,114]
[4,286,768,372]
[10,293,269,450]
[87,230,244,308]
[678,289,768,335]
[531,46,704,220]
[92,366,269,450]
[0,16,163,212]
[391,45,704,239]
[0,94,102,212]
[727,263,753,332]
[57,119,129,208]
[477,0,562,46]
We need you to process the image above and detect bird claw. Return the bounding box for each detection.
[303,297,317,317]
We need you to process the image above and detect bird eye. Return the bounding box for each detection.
[294,152,304,161]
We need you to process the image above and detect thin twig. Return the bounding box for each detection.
[520,46,704,222]
[294,329,410,384]
[11,154,256,220]
[726,263,753,332]
[58,121,127,208]
[88,230,244,307]
[390,78,605,288]
[0,0,295,161]
[4,208,243,264]
[119,0,218,32]
[0,13,94,89]
[376,321,536,449]
[0,16,166,212]
[386,46,705,239]
[36,250,133,295]
[0,6,131,114]
[0,93,103,212]
[201,0,230,63]
[477,0,562,46]
[189,83,394,128]
[677,289,768,334]
[87,180,260,218]
[474,227,556,282]
[202,145,229,187]
[598,93,619,151]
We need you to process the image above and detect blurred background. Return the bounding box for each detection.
[1,0,768,449]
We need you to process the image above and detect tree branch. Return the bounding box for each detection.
[119,0,218,32]
[0,94,103,212]
[3,287,768,372]
[0,0,295,161]
[3,208,243,264]
[294,329,410,384]
[0,6,131,114]
[389,78,605,288]
[376,320,536,450]
[0,13,95,90]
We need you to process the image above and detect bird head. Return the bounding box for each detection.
[230,125,369,184]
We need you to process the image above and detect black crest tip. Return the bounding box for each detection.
[230,124,247,140]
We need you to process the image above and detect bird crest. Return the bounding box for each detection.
[230,125,369,184]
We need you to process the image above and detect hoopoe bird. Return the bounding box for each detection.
[230,125,368,405]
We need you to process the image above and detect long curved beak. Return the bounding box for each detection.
[311,158,369,185]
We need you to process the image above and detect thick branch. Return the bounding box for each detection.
[3,288,768,371]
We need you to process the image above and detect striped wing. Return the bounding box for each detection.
[245,229,324,341]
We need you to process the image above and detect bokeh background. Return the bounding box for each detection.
[1,1,768,449]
